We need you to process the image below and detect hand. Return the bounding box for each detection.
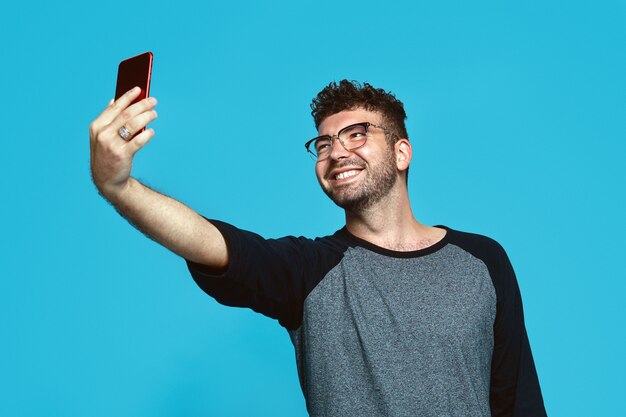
[89,87,158,202]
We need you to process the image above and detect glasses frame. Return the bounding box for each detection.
[304,122,389,161]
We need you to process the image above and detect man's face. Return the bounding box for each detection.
[315,109,399,212]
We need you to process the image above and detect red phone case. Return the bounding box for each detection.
[115,51,153,103]
[114,52,153,137]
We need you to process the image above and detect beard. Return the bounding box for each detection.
[321,148,398,212]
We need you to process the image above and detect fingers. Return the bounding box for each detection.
[92,87,142,130]
[91,98,158,147]
[111,97,158,134]
[124,128,156,155]
[116,106,158,140]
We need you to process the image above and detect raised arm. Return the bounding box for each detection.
[89,87,227,271]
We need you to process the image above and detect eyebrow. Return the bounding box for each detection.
[319,121,369,137]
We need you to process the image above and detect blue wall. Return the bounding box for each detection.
[1,1,625,415]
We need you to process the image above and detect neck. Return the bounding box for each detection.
[344,187,446,251]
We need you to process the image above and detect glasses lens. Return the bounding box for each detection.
[310,137,331,159]
[307,124,371,161]
[339,124,368,151]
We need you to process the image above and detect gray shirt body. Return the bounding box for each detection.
[289,243,495,416]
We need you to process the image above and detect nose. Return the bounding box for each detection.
[329,136,350,160]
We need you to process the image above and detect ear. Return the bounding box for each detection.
[395,139,412,172]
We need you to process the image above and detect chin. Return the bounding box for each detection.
[325,188,376,212]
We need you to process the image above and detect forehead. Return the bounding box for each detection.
[318,108,382,135]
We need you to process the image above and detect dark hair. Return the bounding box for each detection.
[310,80,408,142]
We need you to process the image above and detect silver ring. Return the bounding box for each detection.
[118,125,132,140]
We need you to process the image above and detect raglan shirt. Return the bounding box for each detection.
[186,220,547,417]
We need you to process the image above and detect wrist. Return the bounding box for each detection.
[98,177,136,207]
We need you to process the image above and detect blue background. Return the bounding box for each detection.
[1,1,625,415]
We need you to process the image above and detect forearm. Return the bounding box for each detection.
[104,177,228,269]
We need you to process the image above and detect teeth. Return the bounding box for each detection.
[336,170,359,180]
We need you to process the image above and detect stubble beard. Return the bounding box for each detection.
[322,149,398,213]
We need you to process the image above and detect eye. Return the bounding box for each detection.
[314,139,331,153]
[341,125,368,141]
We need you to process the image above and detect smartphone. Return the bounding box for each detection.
[114,51,153,103]
[114,52,153,138]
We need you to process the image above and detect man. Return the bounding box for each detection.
[90,80,547,416]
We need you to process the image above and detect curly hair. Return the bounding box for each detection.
[310,80,408,142]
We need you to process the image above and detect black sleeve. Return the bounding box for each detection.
[185,219,345,330]
[449,231,547,416]
[489,243,547,416]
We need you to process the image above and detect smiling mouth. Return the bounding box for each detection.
[335,170,361,180]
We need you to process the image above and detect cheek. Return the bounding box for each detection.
[315,163,327,183]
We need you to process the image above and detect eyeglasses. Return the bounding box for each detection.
[304,122,388,161]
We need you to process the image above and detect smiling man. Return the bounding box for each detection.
[90,80,547,416]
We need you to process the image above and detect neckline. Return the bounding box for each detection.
[337,225,452,258]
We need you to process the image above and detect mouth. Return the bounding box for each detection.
[328,167,364,184]
[335,170,361,180]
